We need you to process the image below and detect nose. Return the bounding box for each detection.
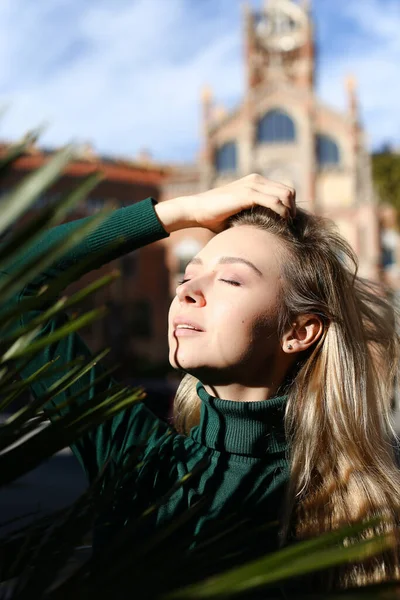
[176,280,206,306]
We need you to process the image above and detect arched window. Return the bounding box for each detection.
[256,109,296,143]
[215,142,237,172]
[316,134,340,167]
[381,230,397,269]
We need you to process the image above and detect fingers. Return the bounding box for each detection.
[248,189,292,219]
[255,183,296,217]
[244,174,296,217]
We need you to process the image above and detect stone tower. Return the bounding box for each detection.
[245,0,314,91]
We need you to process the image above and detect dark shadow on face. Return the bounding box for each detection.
[171,330,221,399]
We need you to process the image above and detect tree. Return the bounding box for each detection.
[372,150,400,215]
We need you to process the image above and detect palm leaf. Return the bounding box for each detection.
[1,307,106,366]
[167,517,396,599]
[0,359,57,412]
[0,356,85,403]
[0,349,110,436]
[0,238,123,331]
[0,146,75,236]
[1,271,119,351]
[0,209,111,305]
[0,172,103,274]
[0,384,144,486]
[0,128,43,173]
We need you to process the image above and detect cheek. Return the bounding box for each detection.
[168,296,178,318]
[250,307,281,349]
[168,297,179,332]
[216,299,279,347]
[214,301,240,325]
[213,302,254,343]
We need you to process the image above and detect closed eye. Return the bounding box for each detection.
[221,279,241,287]
[177,279,241,287]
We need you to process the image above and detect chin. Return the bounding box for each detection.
[168,345,236,383]
[169,357,202,372]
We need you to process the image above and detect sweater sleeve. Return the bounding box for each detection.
[1,198,174,482]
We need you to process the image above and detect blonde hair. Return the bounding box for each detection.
[173,206,400,590]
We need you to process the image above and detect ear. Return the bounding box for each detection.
[282,314,324,355]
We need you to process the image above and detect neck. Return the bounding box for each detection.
[194,348,294,402]
[193,382,288,457]
[202,381,283,403]
[201,355,291,402]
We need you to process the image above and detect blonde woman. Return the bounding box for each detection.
[6,174,400,594]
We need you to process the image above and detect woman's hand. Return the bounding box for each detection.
[154,174,296,234]
[187,174,295,233]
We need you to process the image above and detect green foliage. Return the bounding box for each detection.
[372,151,400,215]
[0,132,398,599]
[167,516,395,599]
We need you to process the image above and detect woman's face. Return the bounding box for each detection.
[168,225,286,387]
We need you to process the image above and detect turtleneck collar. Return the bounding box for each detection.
[190,382,288,459]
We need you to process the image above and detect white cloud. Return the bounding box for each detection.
[0,0,243,161]
[0,0,398,161]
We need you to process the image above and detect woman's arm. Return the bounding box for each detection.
[9,197,169,281]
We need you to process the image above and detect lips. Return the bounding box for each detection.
[173,317,204,332]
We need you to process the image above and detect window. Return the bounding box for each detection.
[86,197,106,212]
[316,134,340,167]
[256,110,296,143]
[381,230,398,269]
[382,247,395,269]
[215,142,237,172]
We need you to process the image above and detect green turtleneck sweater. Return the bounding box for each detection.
[2,198,290,593]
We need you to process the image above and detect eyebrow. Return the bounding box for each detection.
[186,256,263,277]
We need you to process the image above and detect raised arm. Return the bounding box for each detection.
[8,197,169,281]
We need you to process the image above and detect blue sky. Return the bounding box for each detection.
[0,0,398,163]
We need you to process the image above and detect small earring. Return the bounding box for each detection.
[287,344,293,350]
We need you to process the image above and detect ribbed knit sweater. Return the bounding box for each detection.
[2,198,290,594]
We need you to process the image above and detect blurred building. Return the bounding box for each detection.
[161,0,385,294]
[0,143,172,378]
[2,0,399,382]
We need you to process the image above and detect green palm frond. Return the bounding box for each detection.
[0,172,103,274]
[167,517,395,599]
[0,146,75,236]
[0,210,110,305]
[0,127,43,173]
[0,241,123,329]
[1,270,118,349]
